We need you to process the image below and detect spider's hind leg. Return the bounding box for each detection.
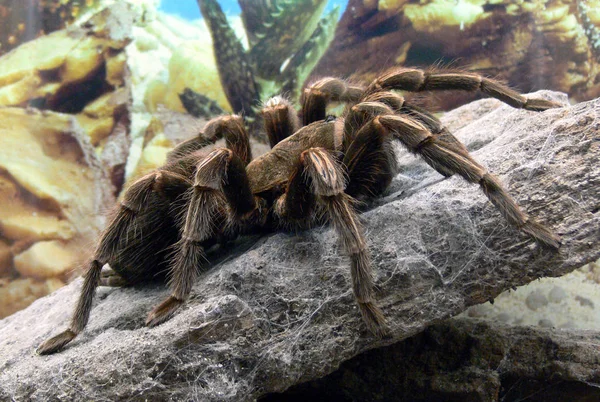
[37,171,190,355]
[168,114,252,165]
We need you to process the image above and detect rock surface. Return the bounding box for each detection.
[265,317,600,401]
[0,91,599,401]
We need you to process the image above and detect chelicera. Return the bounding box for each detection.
[37,67,561,354]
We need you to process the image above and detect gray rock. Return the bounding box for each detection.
[548,285,567,303]
[575,295,595,309]
[538,318,554,328]
[526,290,549,311]
[1,91,599,401]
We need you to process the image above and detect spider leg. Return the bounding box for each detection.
[302,77,364,125]
[368,67,561,111]
[167,114,252,165]
[36,260,103,355]
[273,155,317,227]
[37,170,189,354]
[373,114,560,249]
[276,147,389,337]
[167,132,218,163]
[261,96,301,148]
[216,115,253,166]
[342,91,406,150]
[99,267,129,287]
[342,113,398,199]
[146,148,257,327]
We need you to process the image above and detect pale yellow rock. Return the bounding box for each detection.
[83,87,129,117]
[0,172,76,242]
[587,3,600,25]
[0,21,129,108]
[161,41,230,113]
[404,1,484,32]
[60,36,105,84]
[106,50,128,87]
[0,240,12,277]
[0,3,133,320]
[135,30,159,51]
[0,277,65,319]
[1,108,88,202]
[0,31,80,87]
[83,91,117,117]
[34,83,62,99]
[126,133,173,183]
[76,114,115,145]
[543,14,578,36]
[0,213,76,242]
[0,108,105,242]
[144,79,169,113]
[76,88,130,145]
[537,5,570,25]
[0,74,42,106]
[13,241,79,279]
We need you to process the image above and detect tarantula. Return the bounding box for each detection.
[37,67,561,355]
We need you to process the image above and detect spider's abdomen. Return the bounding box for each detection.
[109,204,180,283]
[246,119,342,193]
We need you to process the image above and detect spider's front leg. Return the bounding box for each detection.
[275,148,389,337]
[302,78,365,124]
[261,96,301,148]
[168,114,252,165]
[146,147,258,327]
[369,67,561,111]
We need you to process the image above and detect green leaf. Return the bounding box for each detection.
[248,0,329,79]
[197,0,260,116]
[281,6,340,100]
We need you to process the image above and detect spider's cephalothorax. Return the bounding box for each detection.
[37,67,561,354]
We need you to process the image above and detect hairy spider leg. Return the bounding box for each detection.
[347,100,472,177]
[302,77,364,125]
[146,147,256,327]
[261,96,301,148]
[37,171,190,354]
[275,148,389,338]
[147,115,259,326]
[303,68,560,131]
[167,114,252,166]
[273,151,317,227]
[342,102,398,199]
[99,266,129,287]
[167,132,219,163]
[217,115,253,165]
[372,112,561,249]
[342,91,406,151]
[367,67,561,111]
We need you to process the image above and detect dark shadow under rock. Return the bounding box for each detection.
[262,317,600,402]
